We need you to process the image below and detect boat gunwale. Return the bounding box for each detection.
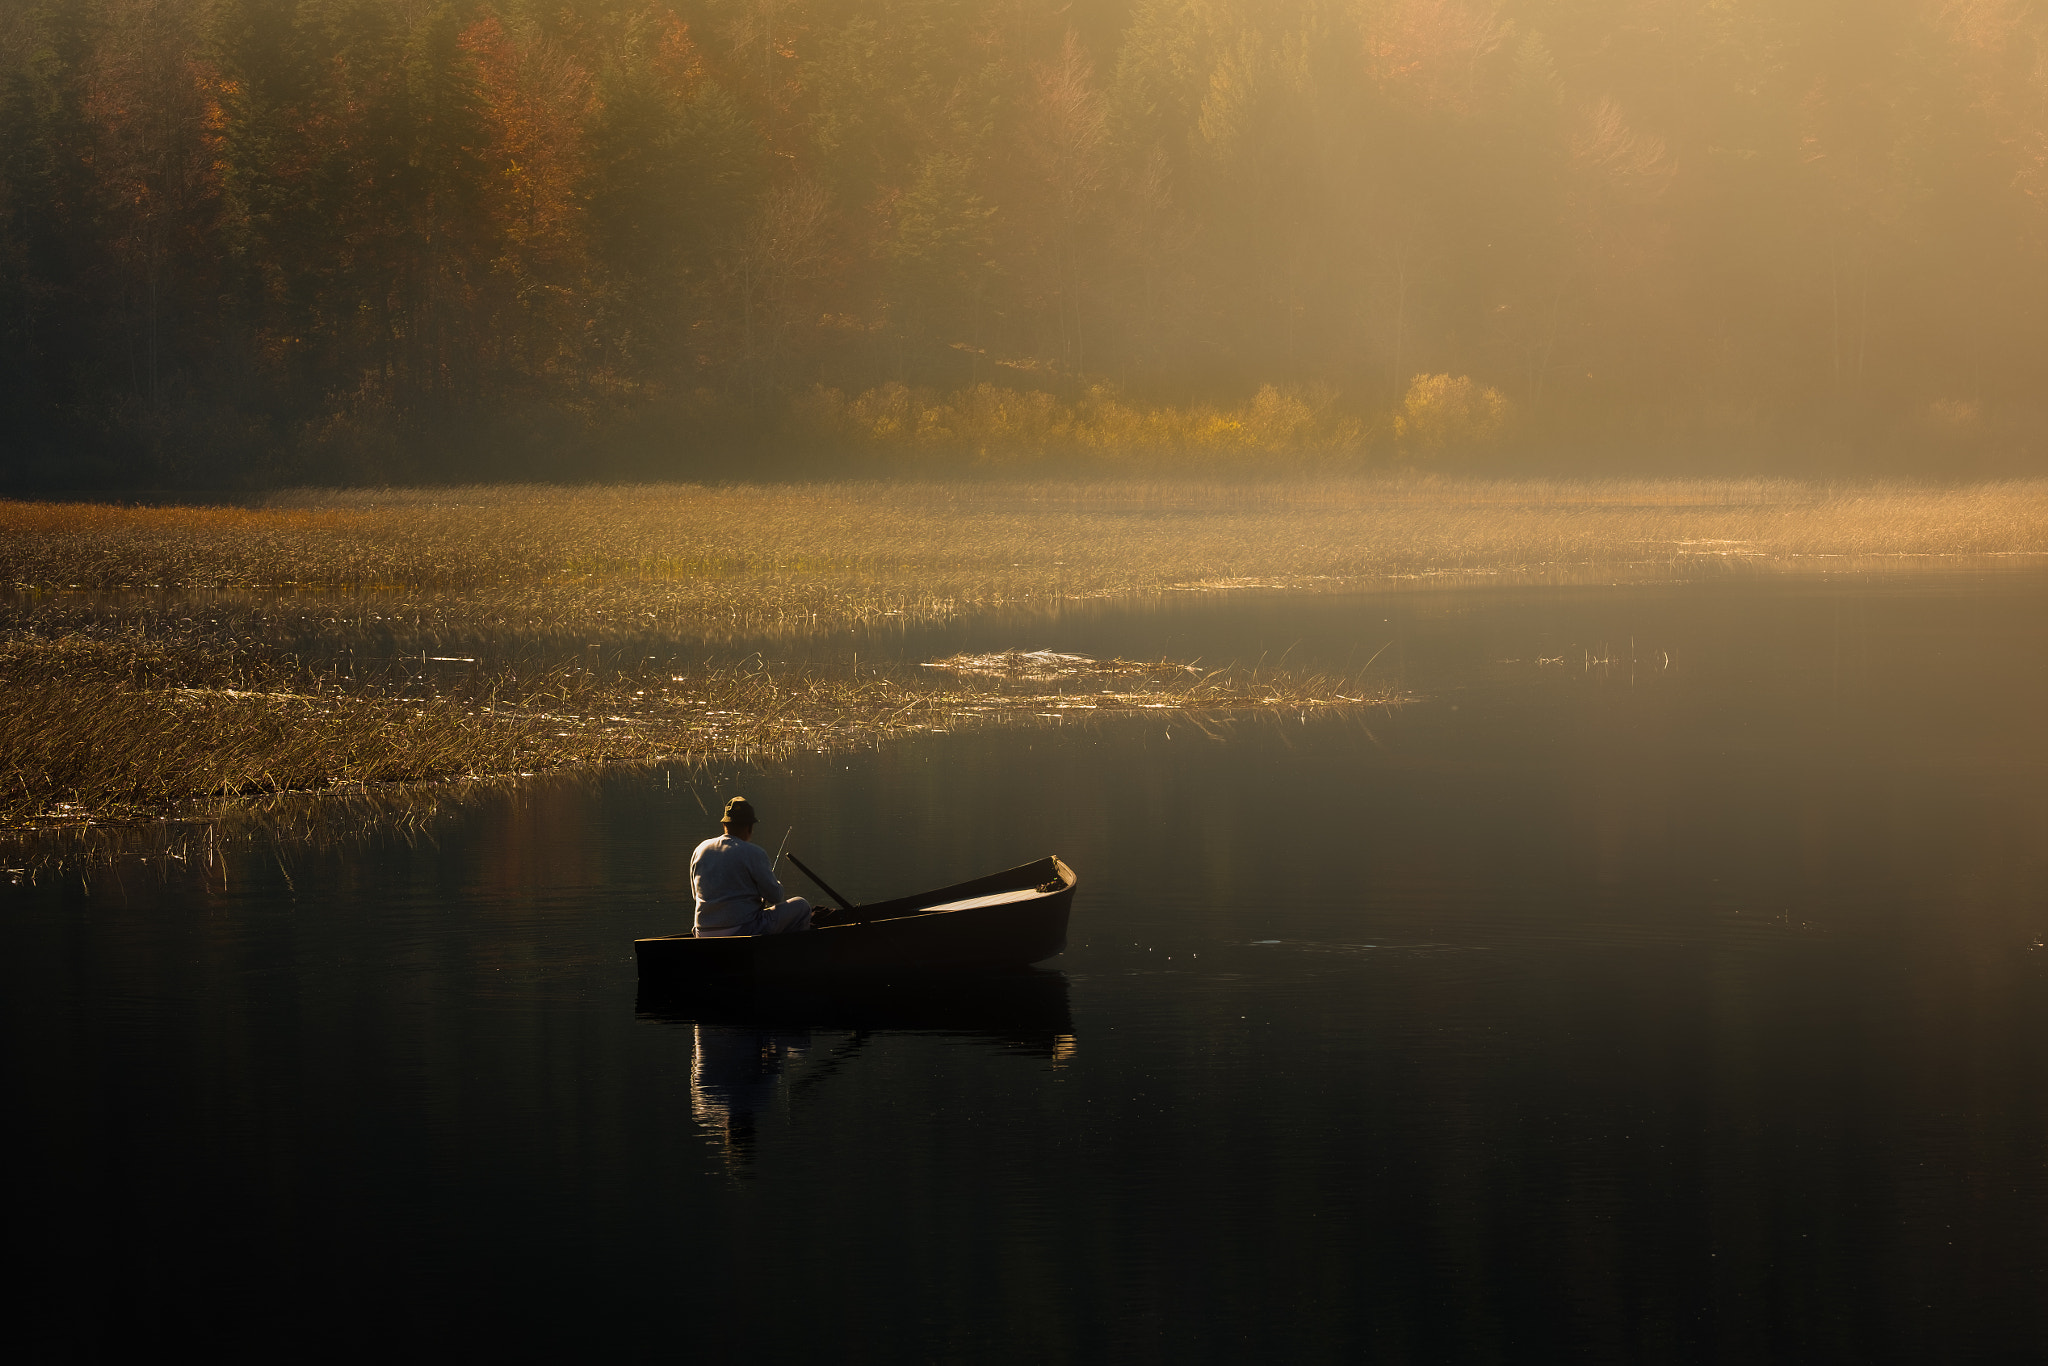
[634,854,1075,947]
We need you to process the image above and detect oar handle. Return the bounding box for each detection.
[784,853,856,915]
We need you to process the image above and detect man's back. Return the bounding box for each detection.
[691,834,783,934]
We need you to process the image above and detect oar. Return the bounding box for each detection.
[784,853,857,919]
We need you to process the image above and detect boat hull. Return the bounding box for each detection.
[634,854,1077,982]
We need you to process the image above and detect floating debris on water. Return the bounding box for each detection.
[921,650,1201,680]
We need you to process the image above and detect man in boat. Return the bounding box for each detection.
[691,796,815,937]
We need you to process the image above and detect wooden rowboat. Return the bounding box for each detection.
[634,854,1078,982]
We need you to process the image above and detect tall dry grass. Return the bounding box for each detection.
[3,477,2043,827]
[0,634,1380,826]
[6,478,2043,645]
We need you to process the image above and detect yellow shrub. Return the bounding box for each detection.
[1393,374,1511,456]
[803,380,1376,465]
[842,381,916,441]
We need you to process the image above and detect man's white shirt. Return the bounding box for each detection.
[690,835,788,932]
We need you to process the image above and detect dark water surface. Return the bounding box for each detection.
[8,573,2048,1362]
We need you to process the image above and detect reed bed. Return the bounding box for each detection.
[7,477,2046,602]
[3,476,2042,830]
[6,477,2043,654]
[0,634,1379,828]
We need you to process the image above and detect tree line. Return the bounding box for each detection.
[5,0,2047,485]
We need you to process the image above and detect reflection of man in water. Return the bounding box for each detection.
[691,1024,810,1169]
[691,796,813,937]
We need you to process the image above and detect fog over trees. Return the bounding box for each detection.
[4,0,2047,484]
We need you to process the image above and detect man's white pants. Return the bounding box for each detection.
[697,897,813,937]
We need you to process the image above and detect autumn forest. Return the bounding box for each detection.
[5,0,2048,485]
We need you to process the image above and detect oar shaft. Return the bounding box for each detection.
[784,853,856,912]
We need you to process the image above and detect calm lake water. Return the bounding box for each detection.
[7,572,2048,1362]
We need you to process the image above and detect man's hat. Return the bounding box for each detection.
[722,796,759,826]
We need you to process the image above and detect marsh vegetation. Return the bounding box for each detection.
[4,478,2043,829]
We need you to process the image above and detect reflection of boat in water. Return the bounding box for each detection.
[635,855,1078,982]
[643,971,1076,1170]
[639,967,1076,1050]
